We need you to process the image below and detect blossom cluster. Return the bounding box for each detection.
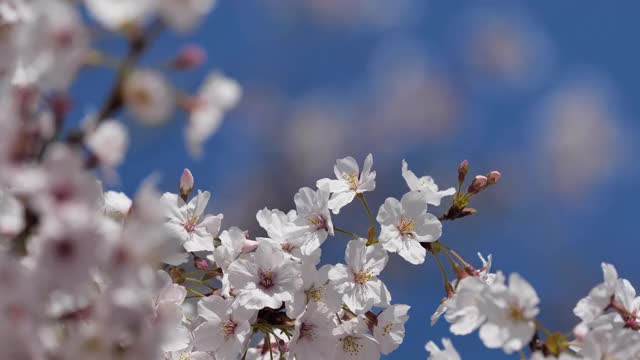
[0,1,639,360]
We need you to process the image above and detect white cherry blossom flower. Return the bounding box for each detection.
[123,69,175,126]
[154,271,190,353]
[287,264,341,318]
[256,208,315,263]
[333,317,380,360]
[478,273,539,354]
[101,190,132,222]
[161,190,223,253]
[530,351,578,360]
[192,296,255,359]
[376,191,442,265]
[574,263,618,324]
[227,241,303,310]
[0,190,24,241]
[372,304,410,355]
[85,119,129,168]
[432,276,490,335]
[425,338,461,360]
[316,154,376,214]
[159,0,217,32]
[329,239,390,314]
[29,204,105,293]
[293,186,334,255]
[213,227,249,271]
[288,305,338,360]
[579,327,640,359]
[402,160,455,206]
[187,71,242,156]
[84,0,157,30]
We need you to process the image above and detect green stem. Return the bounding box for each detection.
[186,288,206,298]
[357,193,376,228]
[265,331,274,360]
[334,227,360,239]
[434,253,450,289]
[518,349,526,360]
[534,319,552,337]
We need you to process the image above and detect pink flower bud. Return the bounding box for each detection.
[487,171,501,185]
[170,45,206,70]
[458,160,469,183]
[179,168,194,198]
[194,258,209,270]
[467,175,488,194]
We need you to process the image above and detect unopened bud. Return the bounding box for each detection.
[467,175,488,194]
[179,168,194,201]
[194,257,209,270]
[487,171,501,185]
[170,44,207,70]
[458,160,469,183]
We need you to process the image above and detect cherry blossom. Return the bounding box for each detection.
[333,317,380,360]
[192,296,254,358]
[478,273,539,354]
[227,241,303,310]
[372,304,410,354]
[161,190,223,254]
[376,191,442,264]
[317,153,376,214]
[293,186,335,255]
[288,305,338,360]
[425,338,461,360]
[402,159,455,206]
[329,239,391,314]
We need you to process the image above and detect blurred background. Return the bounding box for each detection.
[71,1,640,358]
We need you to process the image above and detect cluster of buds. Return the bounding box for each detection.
[440,160,501,220]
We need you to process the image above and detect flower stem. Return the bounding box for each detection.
[433,253,450,290]
[186,288,206,298]
[357,193,376,229]
[534,319,552,337]
[334,227,360,239]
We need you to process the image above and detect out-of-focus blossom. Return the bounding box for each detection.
[454,7,554,92]
[123,69,176,126]
[265,0,417,31]
[102,190,132,222]
[0,190,24,241]
[366,42,461,144]
[85,119,129,168]
[84,0,157,31]
[159,0,217,33]
[186,71,242,157]
[425,338,461,360]
[532,72,625,196]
